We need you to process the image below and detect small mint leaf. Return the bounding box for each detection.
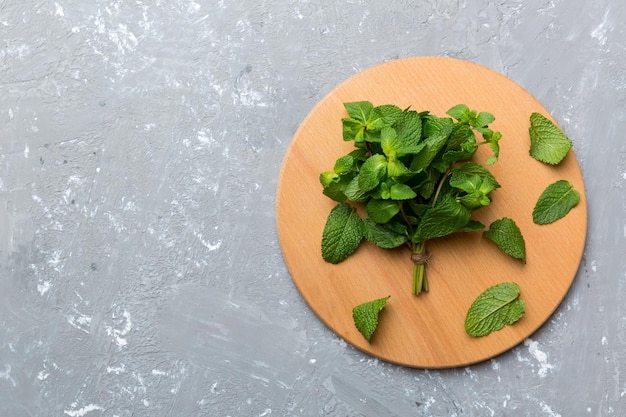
[465,282,526,337]
[363,219,407,249]
[366,199,400,224]
[344,101,373,123]
[352,296,390,342]
[321,203,364,264]
[389,183,417,200]
[358,154,387,192]
[484,217,526,262]
[532,180,580,224]
[529,112,572,165]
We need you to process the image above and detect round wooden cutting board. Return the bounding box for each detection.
[276,56,587,368]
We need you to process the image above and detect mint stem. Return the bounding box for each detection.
[411,241,428,295]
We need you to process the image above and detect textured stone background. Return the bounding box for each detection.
[1,0,624,416]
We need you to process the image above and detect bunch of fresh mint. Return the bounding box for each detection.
[320,101,521,295]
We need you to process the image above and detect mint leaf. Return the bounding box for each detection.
[389,183,417,200]
[414,195,471,242]
[484,217,526,262]
[366,199,400,224]
[364,219,407,249]
[321,203,365,264]
[410,124,453,172]
[529,112,572,165]
[344,101,373,123]
[465,282,526,337]
[352,296,390,342]
[358,154,387,192]
[367,104,403,130]
[533,180,580,224]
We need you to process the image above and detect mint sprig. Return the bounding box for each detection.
[320,101,507,295]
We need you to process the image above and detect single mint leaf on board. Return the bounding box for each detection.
[352,296,390,342]
[533,180,580,225]
[529,112,573,165]
[363,219,407,249]
[484,217,526,263]
[321,203,365,264]
[465,282,526,337]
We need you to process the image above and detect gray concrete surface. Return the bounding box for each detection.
[1,0,624,416]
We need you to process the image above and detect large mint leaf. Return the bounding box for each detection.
[321,203,364,264]
[465,282,526,337]
[484,217,526,262]
[532,180,580,224]
[366,104,403,130]
[352,296,390,342]
[529,112,572,165]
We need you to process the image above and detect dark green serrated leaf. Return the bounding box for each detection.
[394,109,422,151]
[363,219,407,249]
[532,180,580,224]
[465,282,526,337]
[366,199,400,224]
[529,112,572,165]
[321,203,365,264]
[414,195,471,242]
[352,296,390,342]
[484,217,526,262]
[410,124,453,172]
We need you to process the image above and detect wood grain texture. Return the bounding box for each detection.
[276,56,587,368]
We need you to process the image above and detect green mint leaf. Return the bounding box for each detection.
[333,154,356,175]
[321,203,365,264]
[414,195,471,242]
[529,112,572,165]
[394,109,422,150]
[363,219,407,249]
[386,159,410,178]
[450,162,500,190]
[532,180,580,224]
[475,111,495,128]
[367,104,403,130]
[358,154,388,192]
[446,104,471,122]
[352,296,390,342]
[344,101,373,123]
[342,117,365,141]
[380,127,400,158]
[410,124,453,172]
[343,176,368,202]
[319,171,339,188]
[465,282,526,337]
[459,220,486,232]
[389,183,417,200]
[366,199,400,224]
[484,217,526,262]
